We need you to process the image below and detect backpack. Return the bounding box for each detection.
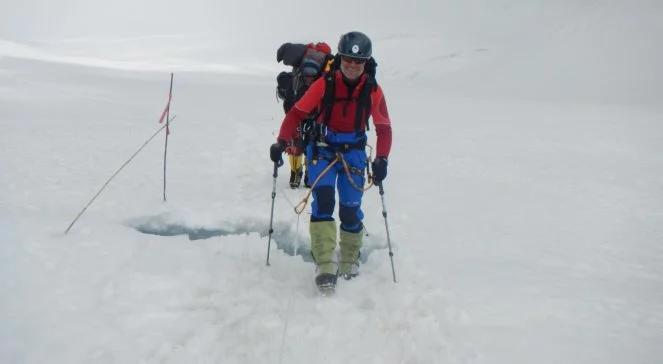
[276,42,333,113]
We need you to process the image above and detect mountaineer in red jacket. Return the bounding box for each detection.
[270,31,392,291]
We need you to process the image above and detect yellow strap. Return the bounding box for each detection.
[294,157,338,215]
[323,58,334,73]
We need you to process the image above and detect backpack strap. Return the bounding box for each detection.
[320,69,378,136]
[321,71,336,126]
[322,56,335,73]
[354,75,375,135]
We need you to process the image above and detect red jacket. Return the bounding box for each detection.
[278,70,392,158]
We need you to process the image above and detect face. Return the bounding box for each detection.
[340,56,366,81]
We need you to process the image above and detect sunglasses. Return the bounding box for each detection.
[341,56,367,65]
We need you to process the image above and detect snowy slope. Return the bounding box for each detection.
[2,1,663,363]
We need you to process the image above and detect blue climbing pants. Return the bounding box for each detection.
[306,131,367,233]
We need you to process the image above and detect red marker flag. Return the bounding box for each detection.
[158,87,173,134]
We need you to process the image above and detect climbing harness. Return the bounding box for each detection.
[294,145,375,215]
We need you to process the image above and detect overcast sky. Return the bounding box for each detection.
[2,0,661,104]
[1,0,433,41]
[1,0,568,46]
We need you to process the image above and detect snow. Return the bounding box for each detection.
[2,1,663,363]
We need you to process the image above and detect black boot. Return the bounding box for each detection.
[340,264,360,280]
[289,170,303,189]
[315,273,337,295]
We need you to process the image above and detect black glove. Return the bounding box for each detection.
[270,141,285,164]
[372,157,388,185]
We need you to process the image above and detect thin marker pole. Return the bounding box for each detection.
[163,73,174,201]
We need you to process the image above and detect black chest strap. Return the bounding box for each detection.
[320,72,376,136]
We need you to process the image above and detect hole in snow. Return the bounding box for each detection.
[128,214,385,264]
[134,223,232,241]
[127,214,314,262]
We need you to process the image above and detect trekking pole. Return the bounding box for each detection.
[378,182,397,283]
[266,159,283,266]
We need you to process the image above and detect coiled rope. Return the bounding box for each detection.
[294,145,375,215]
